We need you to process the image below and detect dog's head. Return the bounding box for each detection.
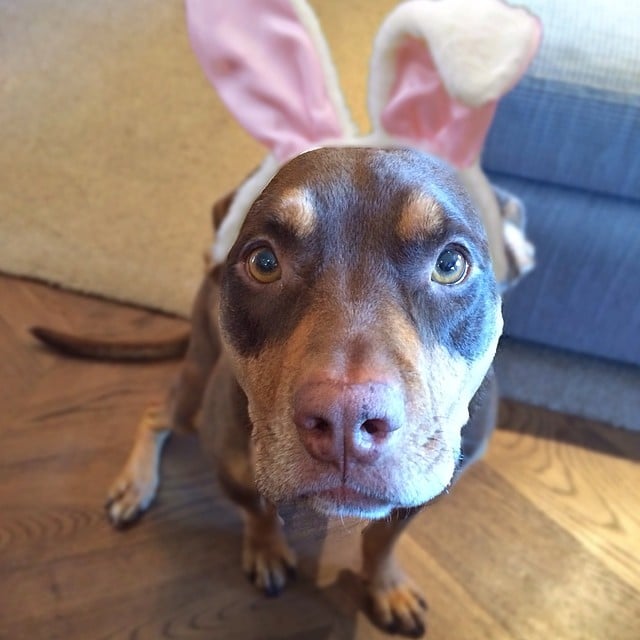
[218,147,502,518]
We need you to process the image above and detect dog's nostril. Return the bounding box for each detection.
[295,413,338,464]
[311,417,331,433]
[362,419,380,435]
[297,415,332,433]
[361,418,391,438]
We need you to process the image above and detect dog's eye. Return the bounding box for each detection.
[246,246,282,283]
[431,247,469,285]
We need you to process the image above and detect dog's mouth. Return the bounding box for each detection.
[300,485,396,520]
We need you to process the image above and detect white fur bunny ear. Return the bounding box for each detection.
[186,0,355,164]
[368,0,541,167]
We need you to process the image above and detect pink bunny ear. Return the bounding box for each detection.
[369,0,541,168]
[186,0,355,163]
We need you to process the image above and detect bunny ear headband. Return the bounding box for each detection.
[186,0,541,286]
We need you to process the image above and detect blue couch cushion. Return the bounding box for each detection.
[490,172,640,366]
[483,0,640,202]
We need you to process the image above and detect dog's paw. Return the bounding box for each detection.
[104,406,169,528]
[105,467,158,528]
[365,572,427,637]
[242,523,297,597]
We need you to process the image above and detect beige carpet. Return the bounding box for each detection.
[0,0,395,317]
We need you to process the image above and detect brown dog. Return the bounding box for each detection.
[33,146,502,636]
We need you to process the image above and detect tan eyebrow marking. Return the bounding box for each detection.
[275,188,317,237]
[396,194,445,241]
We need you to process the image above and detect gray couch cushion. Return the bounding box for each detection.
[483,0,640,201]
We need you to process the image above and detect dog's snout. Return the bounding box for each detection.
[293,380,403,465]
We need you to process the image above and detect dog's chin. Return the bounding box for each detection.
[254,439,460,519]
[301,488,396,520]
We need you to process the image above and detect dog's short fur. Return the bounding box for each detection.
[52,147,503,636]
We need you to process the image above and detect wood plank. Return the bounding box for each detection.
[411,461,640,640]
[490,402,640,591]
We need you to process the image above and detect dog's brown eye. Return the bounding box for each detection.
[246,246,282,283]
[431,247,468,285]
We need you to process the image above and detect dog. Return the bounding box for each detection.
[32,146,502,636]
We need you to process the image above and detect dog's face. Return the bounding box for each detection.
[219,147,502,518]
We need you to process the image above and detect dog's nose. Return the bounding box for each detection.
[293,380,403,465]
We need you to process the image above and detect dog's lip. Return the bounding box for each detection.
[305,486,389,508]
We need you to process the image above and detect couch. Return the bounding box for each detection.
[482,0,640,367]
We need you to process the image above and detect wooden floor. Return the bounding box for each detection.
[1,274,639,640]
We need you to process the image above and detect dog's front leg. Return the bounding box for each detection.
[105,404,172,525]
[105,277,220,527]
[362,507,427,637]
[199,356,297,596]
